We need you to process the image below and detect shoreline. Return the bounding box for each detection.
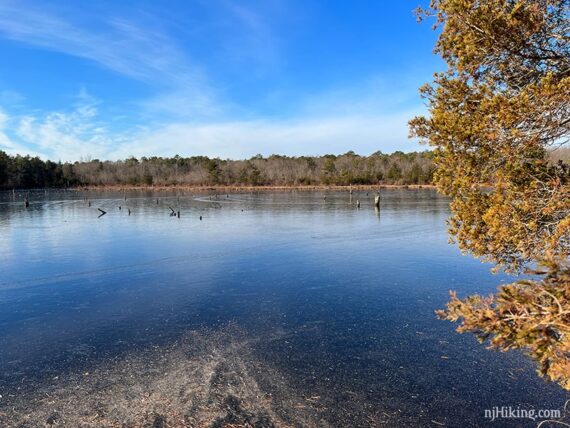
[73,184,436,192]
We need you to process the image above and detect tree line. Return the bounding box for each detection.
[0,150,435,189]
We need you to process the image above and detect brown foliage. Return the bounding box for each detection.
[437,261,570,389]
[411,0,570,389]
[0,151,435,189]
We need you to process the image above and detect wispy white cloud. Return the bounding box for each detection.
[0,1,425,160]
[0,0,293,121]
[0,0,221,120]
[0,2,190,83]
[0,108,44,157]
[0,109,15,150]
[109,110,423,160]
[7,93,127,161]
[0,109,8,129]
[0,100,421,161]
[0,75,425,161]
[298,74,426,117]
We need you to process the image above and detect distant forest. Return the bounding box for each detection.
[0,150,436,189]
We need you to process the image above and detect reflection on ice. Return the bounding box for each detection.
[0,189,567,426]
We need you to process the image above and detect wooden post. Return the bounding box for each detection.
[356,200,360,208]
[128,208,131,216]
[374,193,380,208]
[24,197,29,208]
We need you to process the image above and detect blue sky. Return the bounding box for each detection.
[0,0,442,161]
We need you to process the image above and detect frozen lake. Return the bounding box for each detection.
[0,189,567,427]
